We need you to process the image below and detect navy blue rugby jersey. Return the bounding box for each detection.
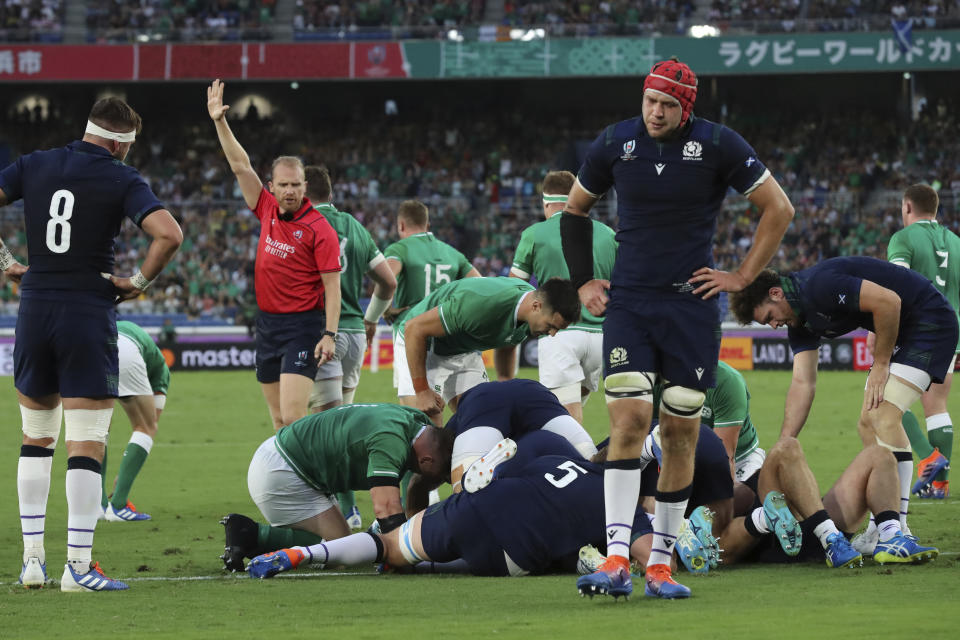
[467,454,651,573]
[785,256,950,352]
[443,379,567,439]
[577,115,769,295]
[0,140,163,299]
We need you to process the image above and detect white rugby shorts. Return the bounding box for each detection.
[247,436,338,526]
[538,330,603,392]
[394,332,488,402]
[117,333,153,397]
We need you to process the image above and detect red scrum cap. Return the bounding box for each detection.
[643,58,698,126]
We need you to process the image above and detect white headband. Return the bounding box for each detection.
[542,193,568,204]
[85,120,136,143]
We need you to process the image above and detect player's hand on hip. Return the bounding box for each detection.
[579,279,610,316]
[363,320,378,350]
[689,268,748,300]
[416,389,444,418]
[863,362,889,412]
[314,335,336,365]
[3,261,27,284]
[207,79,230,121]
[109,275,143,303]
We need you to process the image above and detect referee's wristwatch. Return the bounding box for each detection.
[322,330,337,340]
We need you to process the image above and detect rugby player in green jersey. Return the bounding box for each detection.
[510,171,617,423]
[304,166,398,530]
[99,321,170,522]
[220,403,452,572]
[396,276,581,421]
[883,184,956,499]
[383,200,479,404]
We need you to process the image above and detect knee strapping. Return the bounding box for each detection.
[875,437,912,454]
[20,405,62,446]
[551,383,582,407]
[341,388,357,405]
[154,394,167,411]
[604,371,656,405]
[397,519,425,565]
[882,376,922,413]
[660,383,705,419]
[64,408,112,443]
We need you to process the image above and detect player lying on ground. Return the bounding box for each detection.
[220,403,451,571]
[442,379,597,494]
[247,432,655,592]
[99,320,170,522]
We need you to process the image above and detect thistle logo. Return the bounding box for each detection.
[620,140,637,161]
[609,347,628,367]
[682,141,703,160]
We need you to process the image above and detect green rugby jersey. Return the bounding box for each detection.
[383,232,473,328]
[315,203,383,333]
[274,403,433,493]
[398,277,535,357]
[888,219,960,350]
[512,213,616,333]
[652,361,758,462]
[117,321,170,394]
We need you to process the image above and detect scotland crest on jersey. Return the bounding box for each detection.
[620,140,637,161]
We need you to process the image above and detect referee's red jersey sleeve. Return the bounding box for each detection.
[313,217,342,273]
[252,187,275,221]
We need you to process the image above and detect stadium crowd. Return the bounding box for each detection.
[0,96,957,321]
[0,0,63,41]
[86,0,275,42]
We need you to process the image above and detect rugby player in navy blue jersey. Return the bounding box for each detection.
[207,80,342,431]
[0,97,183,591]
[561,58,795,599]
[730,256,960,540]
[246,448,655,582]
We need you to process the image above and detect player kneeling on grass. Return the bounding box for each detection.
[99,320,169,522]
[220,403,452,571]
[247,432,655,590]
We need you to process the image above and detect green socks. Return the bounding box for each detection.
[926,413,953,482]
[257,524,324,552]
[337,491,356,518]
[903,410,935,459]
[110,432,153,508]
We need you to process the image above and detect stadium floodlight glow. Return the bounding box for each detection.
[136,33,151,43]
[688,25,720,38]
[447,29,464,42]
[510,28,545,41]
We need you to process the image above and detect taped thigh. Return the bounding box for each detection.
[21,405,62,446]
[309,376,343,409]
[604,371,656,405]
[541,414,598,458]
[64,408,113,443]
[660,382,705,420]
[551,382,582,406]
[882,374,923,414]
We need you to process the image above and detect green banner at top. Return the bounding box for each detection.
[403,30,960,78]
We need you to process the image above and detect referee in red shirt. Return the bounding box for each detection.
[208,80,342,430]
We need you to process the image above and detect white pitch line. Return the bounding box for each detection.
[2,571,373,586]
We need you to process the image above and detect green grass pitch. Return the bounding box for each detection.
[1,368,957,639]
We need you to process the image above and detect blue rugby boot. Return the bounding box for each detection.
[644,563,691,599]
[60,562,129,592]
[576,556,632,600]
[824,532,863,569]
[874,532,938,565]
[687,506,721,569]
[763,491,802,556]
[248,547,308,579]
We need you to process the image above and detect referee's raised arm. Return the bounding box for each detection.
[207,79,262,210]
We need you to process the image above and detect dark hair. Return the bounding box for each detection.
[542,170,575,196]
[903,183,939,216]
[304,165,332,202]
[398,200,428,227]
[88,97,142,136]
[729,268,781,324]
[538,277,581,324]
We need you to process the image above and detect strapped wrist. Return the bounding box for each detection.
[364,294,393,323]
[0,245,16,271]
[130,270,154,291]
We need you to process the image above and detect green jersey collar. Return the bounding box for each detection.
[514,291,532,327]
[314,203,338,214]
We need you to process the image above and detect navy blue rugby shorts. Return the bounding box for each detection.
[603,289,721,390]
[15,295,118,398]
[419,493,509,576]
[894,292,959,386]
[255,310,325,383]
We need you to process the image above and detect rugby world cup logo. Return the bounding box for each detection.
[293,230,303,240]
[620,140,637,161]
